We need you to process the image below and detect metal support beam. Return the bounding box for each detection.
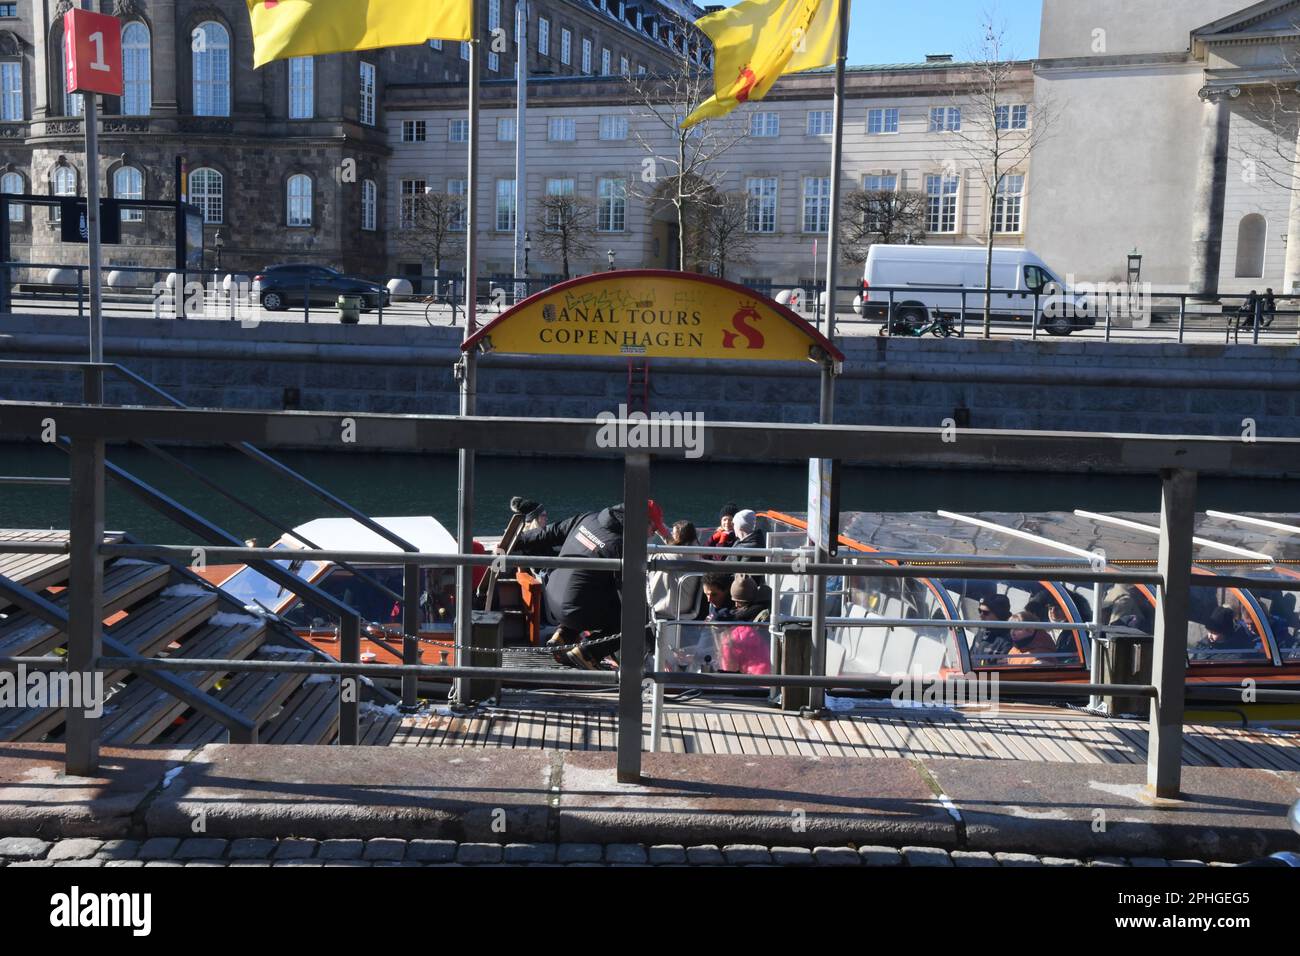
[402,563,420,708]
[339,613,360,745]
[1147,469,1197,798]
[65,436,105,776]
[617,454,650,783]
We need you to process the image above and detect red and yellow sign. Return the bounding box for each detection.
[63,9,124,98]
[461,271,843,365]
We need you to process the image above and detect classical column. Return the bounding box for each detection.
[31,0,54,120]
[1188,86,1238,300]
[1283,122,1300,293]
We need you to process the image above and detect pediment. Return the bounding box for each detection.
[1195,0,1300,41]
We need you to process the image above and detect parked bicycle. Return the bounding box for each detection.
[879,308,962,338]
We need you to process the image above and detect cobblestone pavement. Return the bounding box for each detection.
[0,837,1230,867]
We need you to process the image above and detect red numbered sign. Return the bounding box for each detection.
[63,9,123,98]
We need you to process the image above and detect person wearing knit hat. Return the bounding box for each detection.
[732,509,761,551]
[707,503,740,554]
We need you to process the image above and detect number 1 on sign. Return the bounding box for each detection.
[88,31,110,72]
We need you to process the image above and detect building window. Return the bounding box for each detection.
[362,179,378,231]
[548,116,576,141]
[929,106,961,132]
[287,174,312,227]
[750,112,779,137]
[448,179,467,230]
[745,177,777,233]
[460,42,470,61]
[190,167,223,223]
[538,18,550,56]
[582,38,592,74]
[636,10,643,31]
[402,120,427,143]
[359,62,376,125]
[867,107,898,135]
[807,110,832,136]
[192,21,230,117]
[430,39,443,51]
[544,177,574,230]
[802,176,830,233]
[0,60,20,121]
[114,167,143,222]
[496,179,516,232]
[400,178,426,229]
[287,56,314,119]
[598,115,627,140]
[995,105,1028,130]
[449,118,469,142]
[561,29,572,65]
[0,4,16,15]
[601,48,611,75]
[497,117,516,141]
[620,55,629,76]
[121,22,151,116]
[925,172,959,233]
[50,165,76,222]
[863,173,898,232]
[597,177,625,232]
[1,171,24,222]
[992,173,1024,234]
[487,0,501,71]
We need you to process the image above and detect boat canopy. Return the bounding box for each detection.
[282,516,458,557]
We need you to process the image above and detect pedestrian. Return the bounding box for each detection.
[1263,288,1277,329]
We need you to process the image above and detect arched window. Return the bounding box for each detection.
[1,171,24,222]
[362,179,377,231]
[50,165,76,222]
[1235,214,1267,279]
[122,22,152,116]
[192,21,230,117]
[114,167,143,222]
[190,167,224,224]
[287,174,312,226]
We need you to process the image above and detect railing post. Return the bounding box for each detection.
[887,288,895,333]
[1177,295,1186,344]
[1031,292,1040,341]
[617,453,650,783]
[958,290,966,338]
[1253,296,1263,345]
[77,266,85,321]
[66,435,106,777]
[1147,468,1196,798]
[304,280,311,323]
[338,613,360,744]
[401,562,420,709]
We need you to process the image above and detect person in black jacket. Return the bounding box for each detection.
[512,504,627,669]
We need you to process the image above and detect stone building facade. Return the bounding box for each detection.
[1028,0,1300,294]
[0,0,704,279]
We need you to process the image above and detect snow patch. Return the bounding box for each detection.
[161,766,185,789]
[1004,803,1069,821]
[939,794,963,823]
[360,701,404,718]
[304,674,337,685]
[208,612,261,628]
[824,695,857,713]
[1089,779,1158,806]
[161,584,210,599]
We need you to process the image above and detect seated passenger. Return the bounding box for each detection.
[717,576,772,675]
[1192,606,1260,661]
[706,504,739,555]
[970,593,1012,666]
[1004,612,1057,666]
[702,573,736,620]
[1046,600,1081,662]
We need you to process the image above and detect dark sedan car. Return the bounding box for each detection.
[254,264,389,312]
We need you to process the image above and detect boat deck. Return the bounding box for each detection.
[376,692,1300,771]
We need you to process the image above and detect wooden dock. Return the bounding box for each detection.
[382,692,1300,771]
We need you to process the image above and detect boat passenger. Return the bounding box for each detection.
[970,593,1012,665]
[707,503,740,555]
[717,575,773,675]
[703,572,736,619]
[731,510,763,552]
[648,521,706,622]
[1192,606,1259,661]
[1004,612,1057,666]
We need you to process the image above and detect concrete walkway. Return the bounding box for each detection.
[0,743,1295,862]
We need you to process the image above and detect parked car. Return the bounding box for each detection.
[860,245,1093,336]
[253,264,389,312]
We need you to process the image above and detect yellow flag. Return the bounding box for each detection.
[247,0,473,68]
[683,0,841,128]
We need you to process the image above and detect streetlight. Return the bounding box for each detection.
[524,231,531,281]
[607,249,616,272]
[214,229,225,276]
[1127,249,1142,286]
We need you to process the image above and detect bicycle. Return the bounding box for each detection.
[422,292,457,327]
[878,308,961,338]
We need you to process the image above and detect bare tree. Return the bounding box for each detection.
[396,191,465,294]
[624,20,748,271]
[841,188,928,261]
[940,19,1056,336]
[535,192,596,279]
[689,190,756,279]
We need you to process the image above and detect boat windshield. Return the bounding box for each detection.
[219,548,326,614]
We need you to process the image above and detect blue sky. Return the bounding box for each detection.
[842,0,1043,66]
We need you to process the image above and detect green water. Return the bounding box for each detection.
[1,442,1296,544]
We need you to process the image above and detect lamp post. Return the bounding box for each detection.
[214,229,224,275]
[1127,250,1142,286]
[607,248,615,272]
[524,231,531,284]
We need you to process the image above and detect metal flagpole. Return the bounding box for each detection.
[453,13,482,707]
[513,0,528,303]
[84,91,104,404]
[807,0,850,713]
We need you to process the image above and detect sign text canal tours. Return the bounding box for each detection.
[461,270,844,365]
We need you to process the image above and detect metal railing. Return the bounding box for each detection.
[4,391,1300,794]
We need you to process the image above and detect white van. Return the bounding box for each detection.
[861,245,1092,336]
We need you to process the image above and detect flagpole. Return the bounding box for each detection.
[454,13,482,707]
[513,0,528,301]
[808,0,850,714]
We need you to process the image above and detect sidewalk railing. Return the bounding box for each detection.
[3,387,1300,794]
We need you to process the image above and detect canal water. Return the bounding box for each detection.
[1,442,1296,543]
